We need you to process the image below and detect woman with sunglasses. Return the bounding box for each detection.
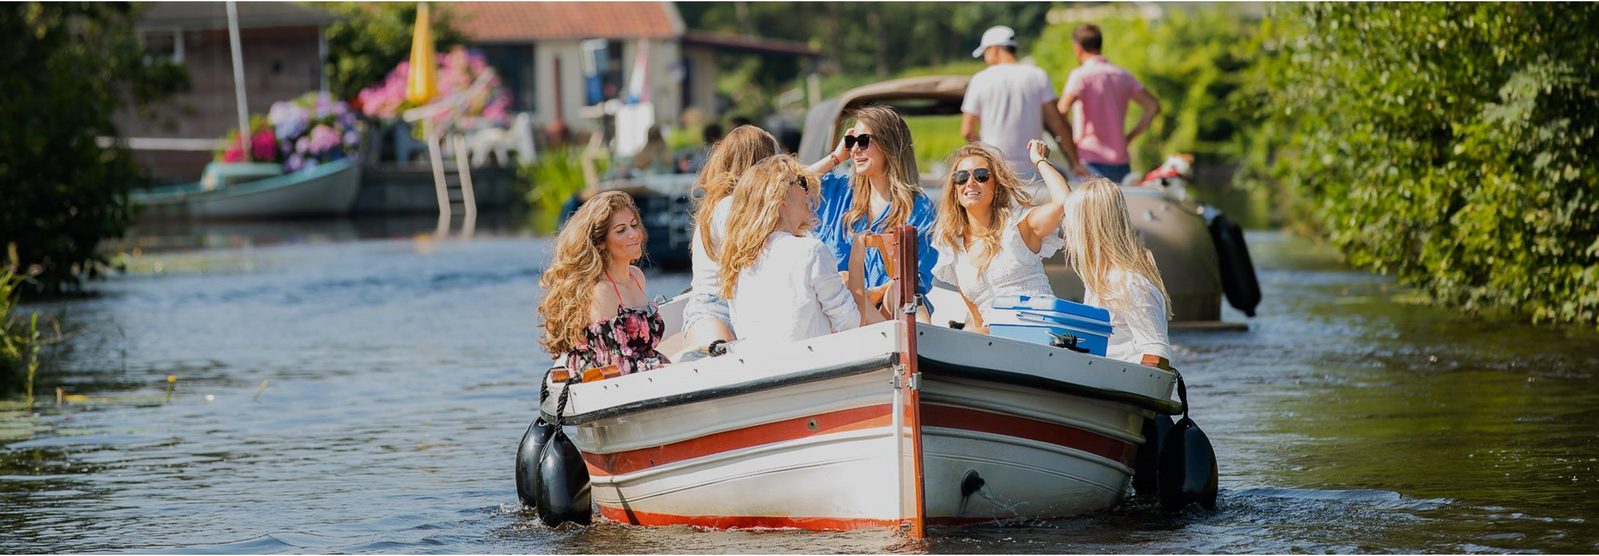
[806,105,940,320]
[932,140,1074,332]
[719,156,882,347]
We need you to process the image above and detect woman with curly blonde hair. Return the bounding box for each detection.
[1061,177,1174,365]
[934,140,1074,331]
[720,155,879,346]
[538,191,668,374]
[683,125,779,348]
[806,105,939,320]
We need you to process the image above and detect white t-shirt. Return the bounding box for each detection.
[1084,268,1173,365]
[729,232,860,346]
[688,197,735,298]
[962,63,1058,172]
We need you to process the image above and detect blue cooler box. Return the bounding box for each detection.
[986,295,1114,356]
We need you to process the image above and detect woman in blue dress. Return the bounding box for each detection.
[805,105,939,321]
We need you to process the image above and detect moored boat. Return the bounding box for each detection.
[534,227,1181,534]
[133,158,363,220]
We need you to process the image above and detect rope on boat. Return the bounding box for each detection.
[1169,367,1190,419]
[552,374,581,425]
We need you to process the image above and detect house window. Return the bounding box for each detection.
[580,39,625,106]
[140,29,183,64]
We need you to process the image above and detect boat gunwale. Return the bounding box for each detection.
[542,352,901,426]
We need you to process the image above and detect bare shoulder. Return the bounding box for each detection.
[590,280,620,311]
[627,265,647,286]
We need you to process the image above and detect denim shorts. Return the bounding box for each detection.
[682,291,734,336]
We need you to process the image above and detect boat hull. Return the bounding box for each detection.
[134,158,363,220]
[541,322,1175,531]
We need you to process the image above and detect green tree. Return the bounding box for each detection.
[1255,3,1599,326]
[321,3,463,101]
[0,3,188,295]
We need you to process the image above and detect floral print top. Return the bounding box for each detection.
[562,272,669,376]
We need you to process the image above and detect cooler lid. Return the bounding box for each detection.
[990,294,1111,323]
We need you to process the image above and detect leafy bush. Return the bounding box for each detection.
[1254,3,1599,326]
[518,148,606,234]
[1,266,41,400]
[0,3,187,295]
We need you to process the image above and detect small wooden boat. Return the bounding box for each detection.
[133,158,363,220]
[538,227,1180,535]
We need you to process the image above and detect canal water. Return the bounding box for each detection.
[2,216,1596,553]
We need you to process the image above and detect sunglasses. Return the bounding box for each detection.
[952,168,991,185]
[844,134,872,151]
[793,176,810,192]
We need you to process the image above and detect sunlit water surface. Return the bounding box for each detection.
[2,217,1596,553]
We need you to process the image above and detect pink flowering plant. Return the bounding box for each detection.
[356,46,511,134]
[216,92,363,173]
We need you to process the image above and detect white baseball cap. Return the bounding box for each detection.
[972,25,1018,58]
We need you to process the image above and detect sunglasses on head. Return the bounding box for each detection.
[844,134,872,151]
[952,168,991,185]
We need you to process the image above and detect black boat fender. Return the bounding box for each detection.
[515,418,554,508]
[1131,412,1174,498]
[533,374,593,527]
[1158,369,1219,511]
[1203,208,1262,317]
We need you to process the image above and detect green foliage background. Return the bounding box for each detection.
[1251,3,1599,326]
[0,3,188,295]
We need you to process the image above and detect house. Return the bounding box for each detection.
[441,2,820,139]
[115,2,336,182]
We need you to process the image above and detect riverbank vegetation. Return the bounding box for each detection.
[0,3,187,296]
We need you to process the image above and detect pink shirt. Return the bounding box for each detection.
[1062,56,1145,165]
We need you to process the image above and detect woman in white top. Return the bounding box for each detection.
[933,140,1073,330]
[719,156,881,346]
[683,126,779,348]
[1061,177,1174,366]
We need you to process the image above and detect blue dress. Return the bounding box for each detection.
[812,171,940,301]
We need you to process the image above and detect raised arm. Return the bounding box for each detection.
[1020,139,1072,251]
[807,136,849,175]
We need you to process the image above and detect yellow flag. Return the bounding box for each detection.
[405,2,436,105]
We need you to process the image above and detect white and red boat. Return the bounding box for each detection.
[539,228,1180,536]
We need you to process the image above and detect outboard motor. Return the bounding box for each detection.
[1204,209,1261,317]
[515,419,554,508]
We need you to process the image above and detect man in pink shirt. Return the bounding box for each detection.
[1058,24,1162,184]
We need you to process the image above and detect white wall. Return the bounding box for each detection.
[531,38,685,138]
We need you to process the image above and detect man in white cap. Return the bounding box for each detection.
[961,25,1088,182]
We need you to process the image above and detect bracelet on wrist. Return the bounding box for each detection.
[829,152,841,165]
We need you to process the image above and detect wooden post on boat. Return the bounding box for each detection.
[889,225,927,538]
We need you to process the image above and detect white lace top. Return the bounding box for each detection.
[933,206,1064,322]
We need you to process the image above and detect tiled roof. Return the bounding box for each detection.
[442,2,684,43]
[136,2,334,31]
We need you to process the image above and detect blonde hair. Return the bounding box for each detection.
[1061,178,1173,319]
[718,155,821,298]
[934,143,1033,275]
[842,105,920,232]
[538,191,645,355]
[693,125,778,256]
